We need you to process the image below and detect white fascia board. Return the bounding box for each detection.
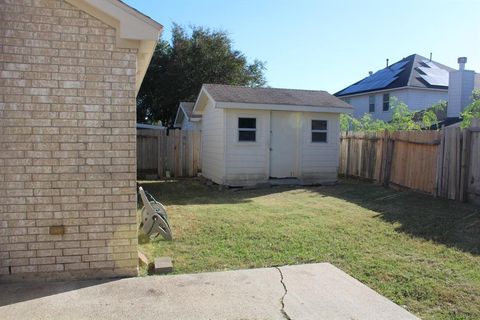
[135,39,158,94]
[192,88,215,115]
[174,106,184,127]
[216,102,352,114]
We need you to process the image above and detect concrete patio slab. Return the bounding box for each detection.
[0,263,418,320]
[281,263,418,320]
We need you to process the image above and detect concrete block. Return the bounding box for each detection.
[154,257,173,274]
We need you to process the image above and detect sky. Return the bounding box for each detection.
[125,0,480,94]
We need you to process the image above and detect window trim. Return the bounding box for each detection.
[382,93,390,112]
[369,95,375,113]
[311,119,328,143]
[238,117,257,142]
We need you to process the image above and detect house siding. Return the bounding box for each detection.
[299,112,340,181]
[200,100,225,184]
[0,0,138,280]
[347,88,447,121]
[224,109,270,186]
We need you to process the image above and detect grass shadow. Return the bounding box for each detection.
[138,178,480,256]
[137,178,298,206]
[308,179,480,255]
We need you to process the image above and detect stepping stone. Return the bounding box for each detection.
[154,257,173,274]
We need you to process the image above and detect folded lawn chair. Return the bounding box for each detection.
[138,186,172,241]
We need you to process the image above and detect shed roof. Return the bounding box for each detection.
[179,102,201,120]
[202,84,352,110]
[174,102,201,127]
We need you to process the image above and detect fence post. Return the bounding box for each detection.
[459,127,471,202]
[383,131,394,187]
[157,130,163,179]
[345,133,350,177]
[434,129,445,197]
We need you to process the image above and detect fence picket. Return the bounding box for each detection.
[338,128,477,199]
[137,128,201,178]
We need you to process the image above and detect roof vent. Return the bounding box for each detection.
[386,58,389,67]
[368,71,373,76]
[458,57,467,71]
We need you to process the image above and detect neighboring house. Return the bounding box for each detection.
[0,0,162,280]
[174,102,201,130]
[446,57,480,122]
[335,54,454,121]
[192,84,353,187]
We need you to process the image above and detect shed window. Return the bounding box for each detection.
[311,120,327,143]
[383,93,390,111]
[369,95,375,113]
[238,117,256,142]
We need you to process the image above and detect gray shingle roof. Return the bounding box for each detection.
[203,84,352,109]
[179,102,200,119]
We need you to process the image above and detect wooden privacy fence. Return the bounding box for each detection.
[339,119,480,204]
[137,129,201,178]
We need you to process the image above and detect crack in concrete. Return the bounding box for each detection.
[274,267,292,320]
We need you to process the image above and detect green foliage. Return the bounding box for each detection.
[461,89,480,128]
[340,113,388,132]
[340,98,446,132]
[422,100,446,129]
[137,24,267,124]
[389,97,421,130]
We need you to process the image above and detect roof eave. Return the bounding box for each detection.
[65,0,163,96]
[216,102,352,113]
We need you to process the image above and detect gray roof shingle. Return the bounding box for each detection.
[203,84,352,109]
[179,102,200,119]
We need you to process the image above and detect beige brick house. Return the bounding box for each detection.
[0,0,162,280]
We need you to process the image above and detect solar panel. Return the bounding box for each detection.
[422,60,440,69]
[337,58,410,95]
[389,60,408,71]
[416,62,449,86]
[419,74,448,86]
[418,67,446,77]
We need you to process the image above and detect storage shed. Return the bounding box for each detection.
[173,101,201,130]
[192,84,353,186]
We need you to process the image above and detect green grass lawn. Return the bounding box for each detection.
[138,179,480,320]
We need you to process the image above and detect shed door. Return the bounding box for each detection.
[270,111,298,178]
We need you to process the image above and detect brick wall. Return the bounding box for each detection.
[0,0,138,280]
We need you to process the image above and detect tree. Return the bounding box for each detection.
[137,24,267,125]
[461,89,480,128]
[340,97,446,132]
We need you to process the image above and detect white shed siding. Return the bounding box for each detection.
[347,88,447,121]
[181,118,201,131]
[200,100,225,184]
[224,109,270,186]
[300,113,340,181]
